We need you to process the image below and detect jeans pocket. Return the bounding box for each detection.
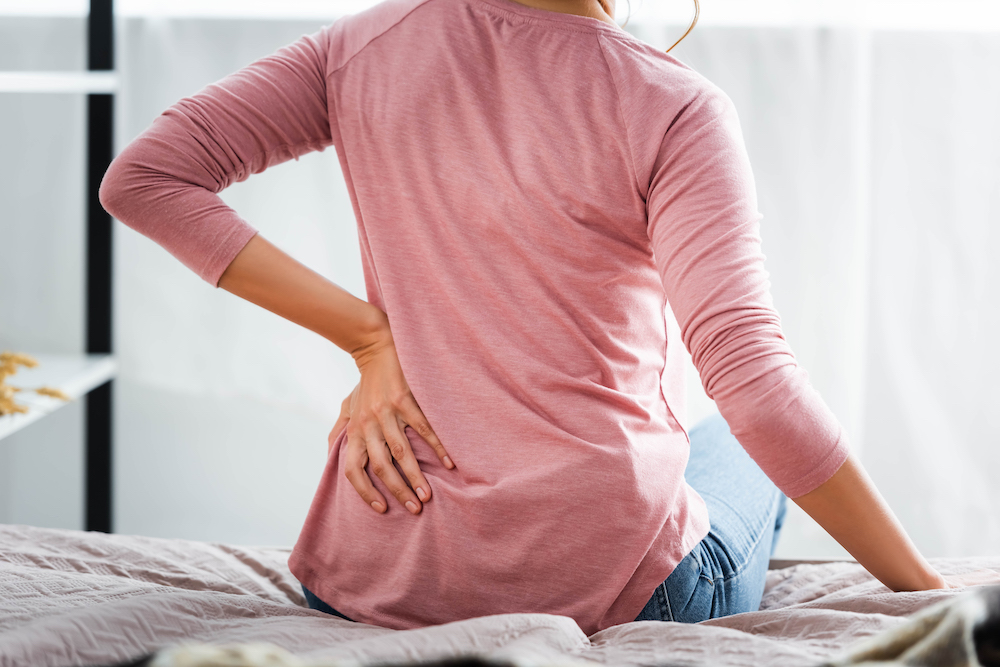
[662,546,717,624]
[666,574,717,623]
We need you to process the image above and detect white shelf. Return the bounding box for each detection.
[0,353,117,442]
[0,71,119,94]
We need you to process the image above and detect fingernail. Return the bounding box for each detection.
[444,456,454,469]
[416,487,428,501]
[405,500,419,514]
[371,501,384,513]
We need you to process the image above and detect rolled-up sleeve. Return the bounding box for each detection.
[99,22,337,286]
[645,89,850,499]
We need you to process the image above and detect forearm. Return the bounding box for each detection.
[792,451,946,592]
[218,233,389,360]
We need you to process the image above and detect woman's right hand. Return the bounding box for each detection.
[214,235,453,515]
[333,325,455,515]
[328,385,357,456]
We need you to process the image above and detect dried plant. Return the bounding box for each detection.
[0,352,71,416]
[35,386,71,401]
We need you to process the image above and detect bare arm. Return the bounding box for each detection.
[218,233,387,358]
[98,21,454,515]
[791,452,947,591]
[219,234,455,515]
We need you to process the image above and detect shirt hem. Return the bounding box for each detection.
[205,224,259,287]
[781,426,852,499]
[289,499,712,635]
[600,496,711,631]
[290,553,431,630]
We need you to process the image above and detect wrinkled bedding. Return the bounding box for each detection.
[1,524,997,667]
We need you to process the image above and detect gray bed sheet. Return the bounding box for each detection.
[1,524,997,667]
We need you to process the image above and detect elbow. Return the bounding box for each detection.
[98,154,129,222]
[99,141,154,225]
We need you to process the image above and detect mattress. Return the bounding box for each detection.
[1,524,997,667]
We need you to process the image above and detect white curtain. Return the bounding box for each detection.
[2,12,998,554]
[665,26,1000,557]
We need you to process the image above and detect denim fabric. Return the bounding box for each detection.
[633,411,788,623]
[301,583,354,622]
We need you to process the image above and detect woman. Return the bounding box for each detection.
[100,0,958,635]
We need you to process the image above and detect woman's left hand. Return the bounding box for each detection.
[942,570,1000,589]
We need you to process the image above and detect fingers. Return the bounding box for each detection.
[945,570,1000,589]
[343,431,388,514]
[338,363,451,516]
[365,422,423,515]
[328,416,348,455]
[399,394,455,470]
[382,413,433,504]
[328,389,355,455]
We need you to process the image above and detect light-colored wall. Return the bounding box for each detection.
[0,16,86,531]
[2,15,999,560]
[108,18,355,546]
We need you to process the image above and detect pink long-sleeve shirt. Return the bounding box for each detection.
[99,0,850,635]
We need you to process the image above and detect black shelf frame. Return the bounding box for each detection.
[84,0,114,533]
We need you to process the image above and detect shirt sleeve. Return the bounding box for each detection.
[99,23,337,287]
[646,88,851,499]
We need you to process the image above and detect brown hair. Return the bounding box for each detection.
[664,0,699,53]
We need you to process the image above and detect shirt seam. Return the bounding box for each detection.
[596,33,643,201]
[327,0,438,79]
[659,296,689,440]
[596,33,685,444]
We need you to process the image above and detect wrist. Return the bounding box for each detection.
[891,562,946,592]
[916,566,947,591]
[348,306,392,368]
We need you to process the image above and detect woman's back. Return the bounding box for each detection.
[291,0,716,634]
[100,0,849,634]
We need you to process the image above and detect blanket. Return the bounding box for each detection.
[1,524,997,667]
[115,586,1000,667]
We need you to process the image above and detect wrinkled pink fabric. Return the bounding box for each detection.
[99,0,850,635]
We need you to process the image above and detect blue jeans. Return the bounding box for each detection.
[301,411,786,625]
[301,584,353,621]
[634,411,787,623]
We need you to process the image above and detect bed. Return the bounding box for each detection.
[1,524,997,667]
